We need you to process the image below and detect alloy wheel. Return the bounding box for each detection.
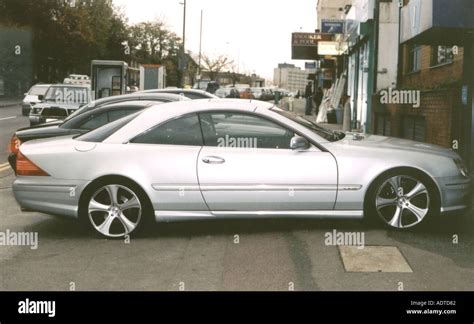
[88,184,142,238]
[375,175,430,229]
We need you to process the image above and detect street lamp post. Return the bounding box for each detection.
[180,0,187,88]
[198,9,203,79]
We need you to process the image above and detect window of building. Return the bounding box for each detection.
[401,115,426,142]
[408,45,422,73]
[431,45,454,66]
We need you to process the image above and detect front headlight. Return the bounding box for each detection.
[454,158,469,178]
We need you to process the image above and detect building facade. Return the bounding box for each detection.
[273,63,311,93]
[316,0,352,31]
[332,0,474,168]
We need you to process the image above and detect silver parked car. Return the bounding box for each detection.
[13,99,471,238]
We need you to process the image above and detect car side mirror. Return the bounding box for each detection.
[290,136,310,150]
[38,95,44,101]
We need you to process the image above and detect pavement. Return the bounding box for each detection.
[275,97,343,131]
[0,98,22,108]
[0,102,473,291]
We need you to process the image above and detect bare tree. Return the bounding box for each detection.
[201,54,233,81]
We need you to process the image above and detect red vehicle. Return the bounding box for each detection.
[239,88,254,99]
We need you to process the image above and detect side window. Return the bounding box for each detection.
[199,112,294,149]
[131,114,203,146]
[108,109,137,122]
[79,113,108,130]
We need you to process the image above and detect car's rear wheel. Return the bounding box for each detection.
[81,180,149,238]
[365,170,439,229]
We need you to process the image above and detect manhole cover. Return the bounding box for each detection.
[339,246,413,273]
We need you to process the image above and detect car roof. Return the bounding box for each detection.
[89,93,188,108]
[49,83,90,88]
[31,84,52,88]
[139,88,217,98]
[98,100,158,109]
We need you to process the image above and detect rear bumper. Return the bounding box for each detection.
[437,175,472,216]
[13,176,89,219]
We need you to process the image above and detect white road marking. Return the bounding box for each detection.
[0,165,11,172]
[0,116,16,121]
[0,162,9,168]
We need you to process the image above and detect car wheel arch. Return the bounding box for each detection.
[363,166,442,215]
[78,174,154,222]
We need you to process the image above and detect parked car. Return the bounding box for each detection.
[138,88,217,99]
[22,84,51,116]
[215,87,240,99]
[240,88,254,99]
[9,93,187,171]
[266,89,276,101]
[12,99,471,238]
[29,84,91,126]
[250,87,264,100]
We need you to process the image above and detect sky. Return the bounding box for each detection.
[113,0,317,82]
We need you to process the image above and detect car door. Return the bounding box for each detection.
[197,111,338,213]
[128,113,208,212]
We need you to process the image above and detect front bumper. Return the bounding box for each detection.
[22,103,32,116]
[13,176,89,219]
[437,175,472,215]
[29,114,43,126]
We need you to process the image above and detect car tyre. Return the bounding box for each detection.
[364,169,440,230]
[79,179,153,239]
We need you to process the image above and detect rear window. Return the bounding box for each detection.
[77,112,140,142]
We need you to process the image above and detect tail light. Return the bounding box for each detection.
[10,135,22,154]
[16,151,49,176]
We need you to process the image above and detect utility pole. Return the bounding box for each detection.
[180,0,187,88]
[198,9,203,79]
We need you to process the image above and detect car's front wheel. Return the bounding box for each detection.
[81,180,149,238]
[365,170,439,229]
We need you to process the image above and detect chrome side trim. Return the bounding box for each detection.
[152,184,200,191]
[338,185,362,191]
[201,184,338,191]
[212,210,363,217]
[152,184,363,192]
[153,210,364,222]
[440,205,469,213]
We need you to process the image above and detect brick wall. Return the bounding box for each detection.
[372,88,462,149]
[401,45,464,89]
[371,43,465,149]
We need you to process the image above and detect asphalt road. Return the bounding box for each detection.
[0,103,473,291]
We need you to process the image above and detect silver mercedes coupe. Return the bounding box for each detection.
[13,99,471,238]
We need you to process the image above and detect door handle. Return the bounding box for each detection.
[202,156,225,164]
